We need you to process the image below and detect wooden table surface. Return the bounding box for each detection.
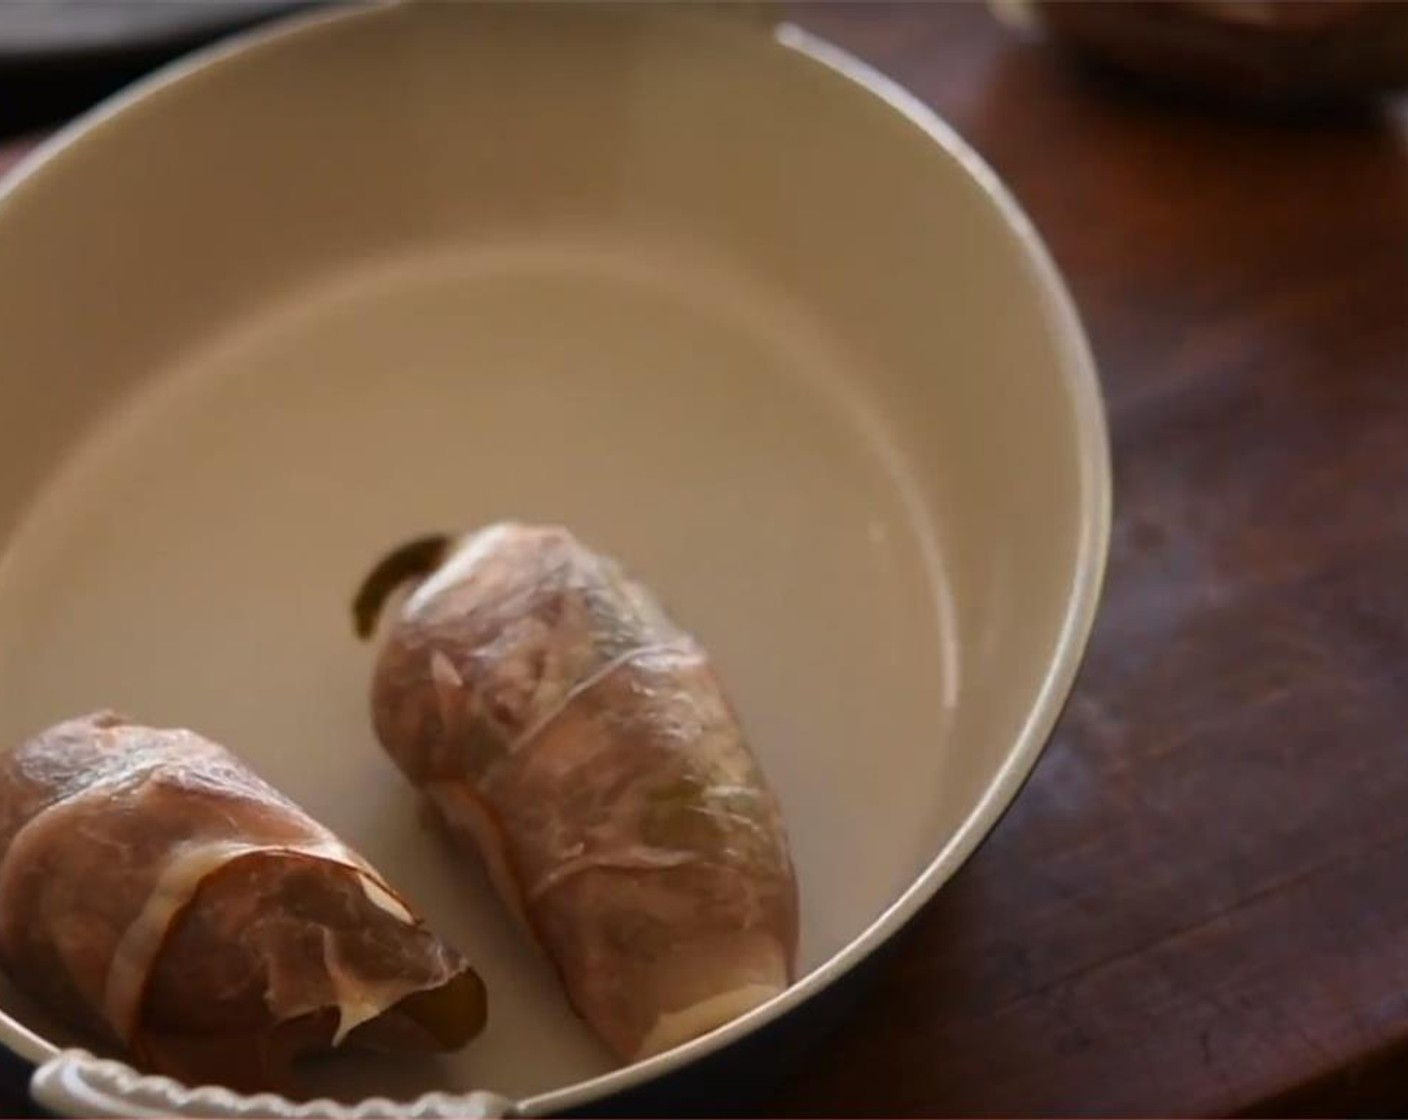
[5,3,1408,1116]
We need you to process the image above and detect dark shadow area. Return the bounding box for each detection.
[1050,45,1389,129]
[0,1,313,139]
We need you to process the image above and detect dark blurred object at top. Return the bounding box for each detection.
[1001,0,1408,111]
[0,1,309,137]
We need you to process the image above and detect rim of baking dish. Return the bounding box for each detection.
[0,4,1112,1117]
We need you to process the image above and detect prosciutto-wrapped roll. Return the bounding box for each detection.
[356,523,798,1062]
[0,712,484,1091]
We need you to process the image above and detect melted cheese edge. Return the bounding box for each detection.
[634,982,783,1061]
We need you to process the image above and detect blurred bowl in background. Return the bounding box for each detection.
[995,0,1408,109]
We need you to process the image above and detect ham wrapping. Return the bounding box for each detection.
[358,523,798,1062]
[0,712,484,1090]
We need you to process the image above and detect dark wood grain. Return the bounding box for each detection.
[767,3,1408,1117]
[6,3,1408,1116]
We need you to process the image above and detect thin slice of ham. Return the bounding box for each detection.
[364,523,798,1062]
[0,712,484,1091]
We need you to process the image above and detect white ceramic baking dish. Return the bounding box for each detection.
[0,3,1109,1115]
